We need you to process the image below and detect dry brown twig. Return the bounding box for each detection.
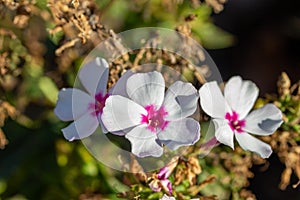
[262,72,300,190]
[0,101,18,149]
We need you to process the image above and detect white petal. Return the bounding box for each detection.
[54,88,94,121]
[101,95,147,132]
[163,81,199,120]
[62,112,98,141]
[199,81,230,119]
[126,71,165,107]
[160,194,176,200]
[224,76,259,119]
[158,118,200,150]
[110,127,134,136]
[109,70,134,98]
[78,57,109,96]
[235,132,272,158]
[244,104,283,136]
[125,125,163,157]
[213,119,234,149]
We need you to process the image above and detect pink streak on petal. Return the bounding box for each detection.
[157,166,169,180]
[200,136,220,150]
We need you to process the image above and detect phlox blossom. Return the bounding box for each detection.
[102,71,200,157]
[199,76,283,158]
[54,57,110,141]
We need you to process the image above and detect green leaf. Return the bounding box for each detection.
[38,77,59,105]
[193,23,235,49]
[49,30,64,46]
[0,179,7,195]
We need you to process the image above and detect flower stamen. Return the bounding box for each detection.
[225,111,245,133]
[141,104,169,133]
[89,92,109,116]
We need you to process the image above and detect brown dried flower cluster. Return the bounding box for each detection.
[133,0,227,14]
[49,0,107,50]
[269,131,300,190]
[0,0,36,28]
[47,0,213,92]
[48,0,118,71]
[0,29,17,78]
[206,147,266,200]
[0,52,10,76]
[262,72,300,190]
[174,156,202,186]
[105,29,210,91]
[189,0,227,13]
[204,0,227,13]
[0,101,17,149]
[0,2,33,147]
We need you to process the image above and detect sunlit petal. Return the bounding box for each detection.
[163,81,198,120]
[158,118,200,150]
[78,57,109,96]
[235,132,272,158]
[127,71,165,107]
[54,88,94,121]
[224,76,259,119]
[62,113,98,141]
[101,95,147,132]
[213,119,234,149]
[199,81,230,119]
[244,104,283,135]
[125,125,163,157]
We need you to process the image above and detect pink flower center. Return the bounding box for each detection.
[89,92,109,116]
[141,105,169,133]
[225,111,245,133]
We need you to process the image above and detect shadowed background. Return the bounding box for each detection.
[209,0,300,199]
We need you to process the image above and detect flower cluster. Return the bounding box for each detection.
[149,157,179,195]
[102,71,200,157]
[199,76,283,158]
[55,57,283,159]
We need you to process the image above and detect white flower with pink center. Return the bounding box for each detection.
[102,71,200,157]
[141,105,169,133]
[54,57,110,141]
[199,76,283,158]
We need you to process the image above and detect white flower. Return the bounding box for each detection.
[160,194,176,200]
[54,57,110,141]
[102,71,200,157]
[199,76,283,158]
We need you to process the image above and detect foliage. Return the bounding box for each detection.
[258,72,300,190]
